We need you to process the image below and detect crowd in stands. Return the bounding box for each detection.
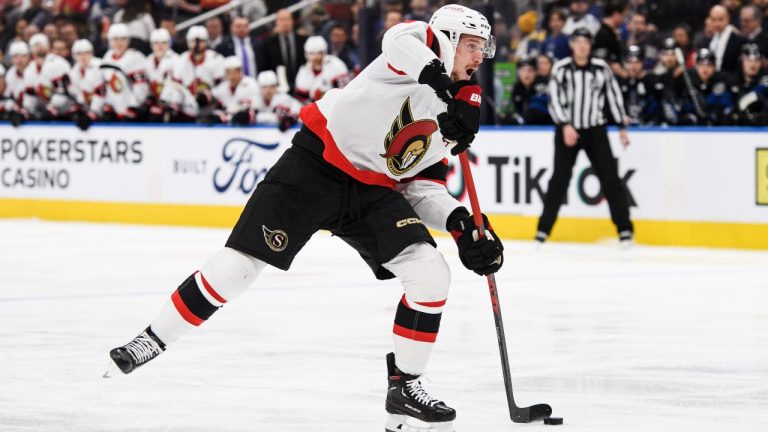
[1,0,767,128]
[506,0,768,126]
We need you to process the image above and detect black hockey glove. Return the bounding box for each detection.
[9,111,25,128]
[418,58,453,101]
[447,208,504,276]
[74,111,97,131]
[231,109,252,126]
[278,114,297,132]
[195,91,212,109]
[438,80,482,155]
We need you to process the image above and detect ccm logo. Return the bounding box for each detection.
[470,93,481,103]
[396,218,422,228]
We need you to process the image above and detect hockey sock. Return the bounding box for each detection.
[392,294,445,375]
[150,248,266,345]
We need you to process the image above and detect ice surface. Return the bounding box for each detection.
[1,219,767,432]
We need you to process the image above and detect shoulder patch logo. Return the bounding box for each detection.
[262,225,289,252]
[380,97,438,176]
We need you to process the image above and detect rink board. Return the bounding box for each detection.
[0,123,766,249]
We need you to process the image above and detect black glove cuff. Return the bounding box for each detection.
[446,207,471,231]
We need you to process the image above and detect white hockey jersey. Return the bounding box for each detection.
[294,54,349,103]
[145,51,177,101]
[69,58,106,115]
[2,65,26,112]
[253,91,302,125]
[21,54,72,114]
[101,48,149,115]
[299,21,465,229]
[160,50,224,117]
[212,75,260,114]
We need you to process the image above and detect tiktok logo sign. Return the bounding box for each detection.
[213,137,280,194]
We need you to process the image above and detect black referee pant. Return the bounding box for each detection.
[536,125,633,237]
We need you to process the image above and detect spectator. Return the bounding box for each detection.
[405,0,429,23]
[563,0,601,36]
[52,0,89,23]
[113,0,155,54]
[216,16,259,78]
[511,56,552,125]
[731,43,768,124]
[206,16,223,50]
[593,1,628,77]
[627,12,659,70]
[328,23,359,71]
[708,4,746,73]
[537,53,554,79]
[294,36,348,103]
[159,17,186,54]
[373,9,403,59]
[163,0,201,22]
[620,45,661,124]
[21,0,51,29]
[51,38,69,62]
[22,23,38,43]
[740,5,768,57]
[721,0,742,27]
[261,9,307,92]
[59,22,78,52]
[543,8,571,60]
[673,24,697,69]
[239,0,267,24]
[514,10,541,60]
[42,22,57,42]
[680,48,734,125]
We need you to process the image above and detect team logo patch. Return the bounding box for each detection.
[262,225,288,252]
[380,97,438,176]
[109,73,123,93]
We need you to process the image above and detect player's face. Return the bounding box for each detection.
[12,53,30,69]
[308,51,324,67]
[660,50,678,68]
[627,59,643,77]
[226,68,242,86]
[743,57,762,77]
[32,44,47,59]
[75,51,92,68]
[696,63,715,81]
[111,37,129,54]
[537,55,552,77]
[261,84,277,101]
[152,41,168,57]
[453,35,484,81]
[518,65,535,86]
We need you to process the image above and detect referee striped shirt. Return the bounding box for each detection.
[548,57,627,130]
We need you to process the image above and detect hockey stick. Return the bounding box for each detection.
[458,151,553,423]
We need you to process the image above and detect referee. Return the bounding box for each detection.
[535,28,634,245]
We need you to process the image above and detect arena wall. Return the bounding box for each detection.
[1,123,766,249]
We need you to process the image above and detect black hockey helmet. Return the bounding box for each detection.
[661,37,678,52]
[741,43,762,59]
[569,27,593,43]
[625,45,643,62]
[695,48,716,65]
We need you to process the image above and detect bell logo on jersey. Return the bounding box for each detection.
[262,225,289,252]
[380,97,438,176]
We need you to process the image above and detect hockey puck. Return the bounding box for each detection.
[544,417,563,425]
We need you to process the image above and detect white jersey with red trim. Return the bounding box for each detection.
[2,65,26,111]
[69,59,106,115]
[101,48,149,115]
[212,76,260,113]
[145,51,177,101]
[171,50,224,94]
[21,54,72,114]
[294,54,349,103]
[253,91,302,125]
[299,21,465,229]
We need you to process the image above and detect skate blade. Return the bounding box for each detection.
[102,360,122,378]
[385,414,454,432]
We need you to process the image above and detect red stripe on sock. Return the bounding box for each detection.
[415,299,447,308]
[393,324,437,343]
[171,290,204,326]
[197,271,227,304]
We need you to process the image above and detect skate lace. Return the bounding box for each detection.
[406,377,439,407]
[124,332,161,364]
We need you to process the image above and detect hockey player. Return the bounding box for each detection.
[680,49,735,125]
[101,23,149,121]
[252,70,302,131]
[620,45,661,125]
[511,56,552,124]
[108,5,501,432]
[732,43,768,125]
[2,41,31,123]
[19,33,73,123]
[294,35,349,103]
[207,56,260,125]
[69,39,106,131]
[159,25,224,121]
[655,38,688,125]
[145,28,178,122]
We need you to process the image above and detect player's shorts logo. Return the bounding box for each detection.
[380,97,438,176]
[262,225,288,252]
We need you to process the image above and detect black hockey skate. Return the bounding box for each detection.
[385,352,455,432]
[104,326,166,377]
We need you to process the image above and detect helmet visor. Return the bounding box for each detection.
[483,35,496,59]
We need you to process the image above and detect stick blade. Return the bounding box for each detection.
[510,403,552,423]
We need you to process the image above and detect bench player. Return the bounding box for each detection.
[108,5,500,431]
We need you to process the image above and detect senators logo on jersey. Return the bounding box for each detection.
[262,225,289,252]
[380,97,438,176]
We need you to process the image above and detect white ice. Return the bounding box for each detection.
[1,219,767,432]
